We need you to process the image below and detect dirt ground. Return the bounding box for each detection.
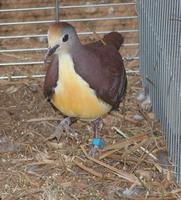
[0,75,179,200]
[0,0,181,200]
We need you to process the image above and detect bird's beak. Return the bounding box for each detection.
[44,44,60,63]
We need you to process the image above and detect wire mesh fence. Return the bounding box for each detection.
[136,0,181,183]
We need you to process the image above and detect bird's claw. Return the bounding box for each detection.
[46,117,79,142]
[89,146,99,157]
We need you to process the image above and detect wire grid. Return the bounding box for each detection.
[0,0,138,80]
[136,0,181,183]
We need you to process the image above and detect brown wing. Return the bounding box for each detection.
[73,43,127,109]
[72,32,127,109]
[95,45,127,108]
[44,55,58,99]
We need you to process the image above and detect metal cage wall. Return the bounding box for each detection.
[0,0,138,80]
[136,0,181,183]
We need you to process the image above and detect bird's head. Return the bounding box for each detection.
[45,22,80,61]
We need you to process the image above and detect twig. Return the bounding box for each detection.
[4,191,43,200]
[112,126,128,138]
[112,112,141,125]
[120,114,141,125]
[99,149,120,160]
[138,109,153,130]
[26,117,61,123]
[73,157,103,178]
[93,30,106,45]
[80,145,140,185]
[0,105,27,111]
[133,172,150,192]
[14,189,43,200]
[131,143,153,173]
[103,133,149,151]
[122,139,149,158]
[113,127,158,161]
[87,25,106,45]
[111,128,167,174]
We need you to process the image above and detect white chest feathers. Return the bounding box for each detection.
[51,53,111,120]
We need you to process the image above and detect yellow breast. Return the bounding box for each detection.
[51,54,111,120]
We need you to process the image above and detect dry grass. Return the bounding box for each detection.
[0,75,180,200]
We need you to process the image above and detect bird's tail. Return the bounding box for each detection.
[103,32,124,50]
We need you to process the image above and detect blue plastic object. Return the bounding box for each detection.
[91,138,104,148]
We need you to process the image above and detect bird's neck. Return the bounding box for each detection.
[68,41,84,57]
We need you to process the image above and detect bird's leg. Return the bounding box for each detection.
[47,117,78,141]
[122,97,126,126]
[92,118,99,138]
[89,118,104,156]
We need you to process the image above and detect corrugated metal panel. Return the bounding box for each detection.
[136,0,181,182]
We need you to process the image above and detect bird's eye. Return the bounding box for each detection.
[62,34,69,42]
